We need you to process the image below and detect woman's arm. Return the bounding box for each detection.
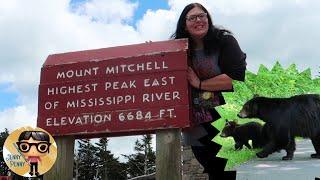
[201,73,233,91]
[187,67,233,91]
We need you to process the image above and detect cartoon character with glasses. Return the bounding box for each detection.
[16,131,51,177]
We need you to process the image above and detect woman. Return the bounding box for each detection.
[171,3,246,178]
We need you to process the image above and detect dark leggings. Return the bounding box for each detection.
[191,121,220,177]
[191,113,236,179]
[191,146,214,172]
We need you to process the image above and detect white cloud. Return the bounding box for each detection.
[136,9,177,41]
[209,0,272,15]
[72,0,138,24]
[0,0,156,159]
[0,74,15,83]
[0,105,36,131]
[165,0,320,75]
[0,0,142,106]
[167,0,272,15]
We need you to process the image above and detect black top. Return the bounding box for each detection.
[217,34,247,105]
[182,34,246,145]
[188,33,246,124]
[219,34,247,82]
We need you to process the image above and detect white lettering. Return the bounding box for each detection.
[44,102,52,110]
[127,64,135,72]
[60,117,67,126]
[104,61,169,75]
[66,95,135,108]
[44,101,59,110]
[162,61,168,69]
[46,118,52,126]
[46,114,112,127]
[105,80,136,90]
[144,76,175,87]
[143,94,149,102]
[47,83,98,96]
[152,79,160,86]
[56,67,99,79]
[154,61,160,69]
[142,91,180,102]
[159,108,175,118]
[105,66,115,74]
[173,91,180,100]
[146,62,152,70]
[136,63,144,71]
[56,72,65,79]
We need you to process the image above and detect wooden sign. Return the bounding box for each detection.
[37,39,191,138]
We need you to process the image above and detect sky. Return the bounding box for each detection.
[1,0,320,161]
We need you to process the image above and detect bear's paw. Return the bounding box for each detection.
[256,151,268,158]
[282,155,293,160]
[311,153,320,159]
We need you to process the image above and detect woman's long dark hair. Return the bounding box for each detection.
[171,3,231,56]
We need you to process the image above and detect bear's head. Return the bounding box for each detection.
[238,96,260,118]
[220,120,239,137]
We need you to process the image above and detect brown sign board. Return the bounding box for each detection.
[37,39,191,138]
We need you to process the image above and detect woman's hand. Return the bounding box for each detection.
[187,67,200,89]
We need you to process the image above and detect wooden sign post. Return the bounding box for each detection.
[37,39,190,179]
[156,129,181,180]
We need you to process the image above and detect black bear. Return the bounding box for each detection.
[238,94,320,160]
[220,120,265,150]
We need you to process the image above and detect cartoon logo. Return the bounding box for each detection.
[3,126,57,177]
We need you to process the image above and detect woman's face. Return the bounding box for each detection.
[185,6,209,40]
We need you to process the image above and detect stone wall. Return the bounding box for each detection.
[182,146,208,180]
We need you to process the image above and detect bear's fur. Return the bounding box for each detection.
[220,120,265,150]
[238,94,320,160]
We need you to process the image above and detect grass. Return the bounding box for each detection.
[214,135,260,170]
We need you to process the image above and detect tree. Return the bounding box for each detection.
[0,128,10,176]
[95,137,127,180]
[74,149,80,179]
[123,134,155,178]
[77,139,99,180]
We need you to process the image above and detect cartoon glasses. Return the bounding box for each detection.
[186,13,207,22]
[16,142,51,153]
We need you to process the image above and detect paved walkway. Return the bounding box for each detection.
[235,140,320,180]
